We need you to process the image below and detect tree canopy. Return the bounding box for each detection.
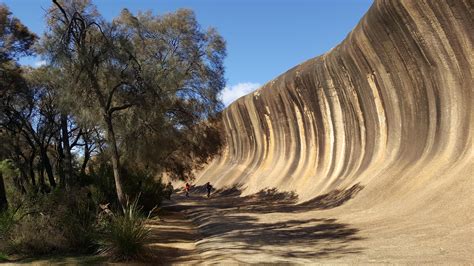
[1,0,226,209]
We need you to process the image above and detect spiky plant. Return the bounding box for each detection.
[99,198,151,261]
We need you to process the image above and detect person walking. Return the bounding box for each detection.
[185,182,191,197]
[206,182,213,198]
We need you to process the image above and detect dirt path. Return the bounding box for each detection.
[146,202,203,264]
[151,188,367,264]
[153,186,473,264]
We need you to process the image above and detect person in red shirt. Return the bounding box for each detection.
[185,183,191,197]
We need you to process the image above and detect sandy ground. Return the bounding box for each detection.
[145,205,202,264]
[6,184,472,264]
[161,186,473,264]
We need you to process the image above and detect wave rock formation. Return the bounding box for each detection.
[196,0,473,227]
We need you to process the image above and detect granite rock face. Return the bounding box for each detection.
[196,0,473,207]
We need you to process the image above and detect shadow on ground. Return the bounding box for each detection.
[144,208,202,264]
[188,183,363,213]
[168,184,365,262]
[7,254,105,265]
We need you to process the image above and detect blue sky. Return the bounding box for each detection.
[2,0,372,105]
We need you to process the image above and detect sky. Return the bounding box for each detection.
[2,0,373,106]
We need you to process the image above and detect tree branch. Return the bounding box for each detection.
[52,0,69,24]
[70,128,83,149]
[108,103,134,115]
[106,81,127,110]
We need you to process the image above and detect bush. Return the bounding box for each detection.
[86,159,120,209]
[99,198,150,261]
[1,155,162,259]
[88,158,165,214]
[0,209,17,240]
[55,188,98,252]
[87,158,165,214]
[7,214,68,255]
[125,170,164,214]
[5,188,99,256]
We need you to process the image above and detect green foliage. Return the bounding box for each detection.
[7,212,69,255]
[86,157,119,207]
[0,4,36,62]
[4,188,99,256]
[1,7,37,189]
[99,198,150,261]
[85,155,165,213]
[0,160,19,179]
[0,207,17,239]
[42,1,226,185]
[123,167,164,214]
[54,188,98,252]
[0,252,7,261]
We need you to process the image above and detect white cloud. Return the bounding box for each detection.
[220,82,261,106]
[34,60,47,67]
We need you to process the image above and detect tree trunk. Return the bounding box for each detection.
[57,139,66,188]
[17,168,27,190]
[40,148,56,188]
[38,163,47,193]
[61,115,74,185]
[38,163,45,186]
[105,115,127,209]
[17,169,27,194]
[80,140,90,176]
[0,172,8,212]
[28,155,36,187]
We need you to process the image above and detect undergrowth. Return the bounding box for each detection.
[99,198,151,261]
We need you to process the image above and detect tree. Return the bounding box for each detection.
[0,4,35,63]
[0,4,36,209]
[42,0,226,208]
[114,8,226,179]
[2,67,61,191]
[26,66,83,188]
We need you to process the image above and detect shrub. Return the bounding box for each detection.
[88,158,165,214]
[0,252,7,262]
[7,214,68,255]
[0,208,17,240]
[5,188,99,256]
[0,204,27,246]
[99,198,150,261]
[126,172,164,214]
[87,158,165,214]
[55,188,98,252]
[84,158,120,212]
